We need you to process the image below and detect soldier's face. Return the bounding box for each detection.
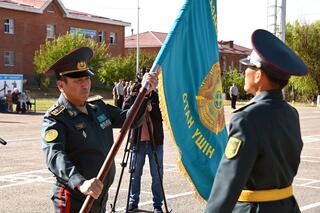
[244,67,259,95]
[58,76,91,106]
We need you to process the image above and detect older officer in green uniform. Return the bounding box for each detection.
[40,47,157,213]
[205,29,308,213]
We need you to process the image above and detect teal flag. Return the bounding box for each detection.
[154,0,228,201]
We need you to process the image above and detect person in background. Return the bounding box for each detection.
[116,79,125,108]
[5,90,13,112]
[205,29,308,213]
[25,90,32,111]
[112,81,118,106]
[18,92,27,113]
[12,88,20,113]
[125,85,165,213]
[230,83,239,109]
[40,47,158,213]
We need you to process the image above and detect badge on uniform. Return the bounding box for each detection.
[44,129,59,142]
[97,114,111,129]
[225,137,242,159]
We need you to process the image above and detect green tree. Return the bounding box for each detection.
[221,68,249,100]
[33,33,109,89]
[98,51,156,86]
[286,21,320,100]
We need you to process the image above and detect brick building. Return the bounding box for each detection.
[125,31,251,73]
[0,0,130,81]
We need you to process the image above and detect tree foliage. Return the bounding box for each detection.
[221,68,250,100]
[285,21,320,99]
[33,33,110,89]
[98,51,156,86]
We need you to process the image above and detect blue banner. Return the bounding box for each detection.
[154,0,228,201]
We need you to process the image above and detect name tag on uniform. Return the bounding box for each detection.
[97,114,111,129]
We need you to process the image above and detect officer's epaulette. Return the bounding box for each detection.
[50,105,66,116]
[87,95,103,102]
[232,101,256,113]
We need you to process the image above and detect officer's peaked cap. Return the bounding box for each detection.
[240,29,308,80]
[45,47,94,79]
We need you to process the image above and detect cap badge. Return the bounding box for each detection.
[77,61,87,70]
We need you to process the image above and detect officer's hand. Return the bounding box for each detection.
[77,178,104,200]
[141,72,158,94]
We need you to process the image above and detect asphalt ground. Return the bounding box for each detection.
[0,106,320,213]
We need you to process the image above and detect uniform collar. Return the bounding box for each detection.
[57,94,99,117]
[253,90,284,102]
[57,94,80,117]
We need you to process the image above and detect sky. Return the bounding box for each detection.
[62,0,320,48]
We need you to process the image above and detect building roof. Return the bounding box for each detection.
[0,0,130,26]
[125,31,251,55]
[218,41,251,55]
[125,31,168,48]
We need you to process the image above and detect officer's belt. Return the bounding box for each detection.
[238,185,293,202]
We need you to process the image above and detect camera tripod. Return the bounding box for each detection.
[110,113,171,213]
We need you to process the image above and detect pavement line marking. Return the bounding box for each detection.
[301,155,320,159]
[115,191,193,212]
[301,202,320,211]
[301,159,320,163]
[6,137,39,142]
[300,180,320,186]
[294,184,320,190]
[0,177,53,189]
[0,169,48,177]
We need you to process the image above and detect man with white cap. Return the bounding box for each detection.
[205,29,308,213]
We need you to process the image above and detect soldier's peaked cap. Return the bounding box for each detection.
[240,29,308,80]
[45,47,94,79]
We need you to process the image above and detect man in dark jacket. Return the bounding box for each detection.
[124,84,165,213]
[40,47,157,213]
[205,29,308,213]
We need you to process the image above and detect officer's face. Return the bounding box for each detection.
[244,67,259,95]
[58,76,91,106]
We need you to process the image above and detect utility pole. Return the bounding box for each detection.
[267,0,286,42]
[280,0,286,42]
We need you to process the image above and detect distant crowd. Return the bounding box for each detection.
[113,79,139,108]
[2,88,33,113]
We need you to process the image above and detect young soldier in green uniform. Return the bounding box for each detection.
[205,29,308,213]
[40,47,157,213]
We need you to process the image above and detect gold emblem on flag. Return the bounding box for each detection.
[225,137,242,159]
[44,129,58,142]
[196,63,225,133]
[77,61,87,70]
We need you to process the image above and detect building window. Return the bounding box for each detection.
[4,19,14,34]
[4,51,15,66]
[98,31,105,42]
[222,56,227,72]
[231,60,234,70]
[47,24,56,39]
[69,27,96,39]
[47,6,55,13]
[110,32,117,44]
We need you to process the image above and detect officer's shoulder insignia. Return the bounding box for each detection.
[87,95,103,102]
[225,137,242,159]
[44,129,59,142]
[232,101,255,113]
[50,105,65,116]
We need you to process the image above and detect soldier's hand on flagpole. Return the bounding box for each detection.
[141,72,158,94]
[77,178,104,200]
